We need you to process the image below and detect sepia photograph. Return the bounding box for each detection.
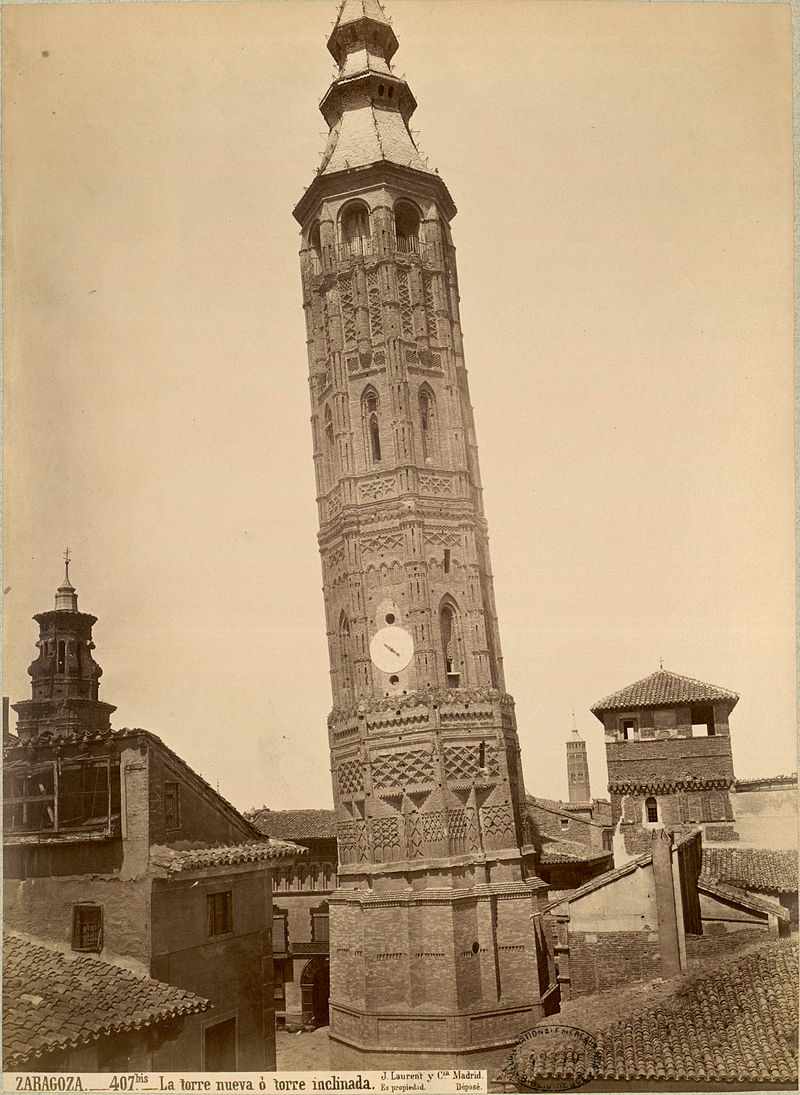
[2,0,796,1089]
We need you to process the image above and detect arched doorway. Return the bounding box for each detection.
[300,956,330,1027]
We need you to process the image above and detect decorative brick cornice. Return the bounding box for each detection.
[329,686,514,726]
[609,776,733,795]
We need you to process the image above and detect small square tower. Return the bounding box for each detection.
[592,669,739,843]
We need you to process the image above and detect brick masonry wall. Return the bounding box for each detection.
[606,736,734,786]
[148,746,255,847]
[568,930,662,997]
[527,802,605,849]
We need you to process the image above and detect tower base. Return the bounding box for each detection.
[327,874,556,1066]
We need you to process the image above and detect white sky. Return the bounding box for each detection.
[3,0,795,812]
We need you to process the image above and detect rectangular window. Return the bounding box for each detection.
[164,782,181,830]
[207,891,233,936]
[443,549,451,574]
[620,718,638,741]
[204,1016,236,1071]
[311,908,330,942]
[72,905,103,952]
[272,912,288,953]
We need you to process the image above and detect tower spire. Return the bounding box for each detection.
[309,0,432,181]
[55,548,78,611]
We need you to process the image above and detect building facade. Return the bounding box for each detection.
[4,565,300,1071]
[293,0,552,1066]
[249,809,338,1030]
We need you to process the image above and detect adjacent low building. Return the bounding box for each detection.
[3,932,210,1072]
[4,565,303,1071]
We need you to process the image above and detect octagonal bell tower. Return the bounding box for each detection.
[294,1,552,1066]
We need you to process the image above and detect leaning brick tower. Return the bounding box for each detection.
[293,0,552,1066]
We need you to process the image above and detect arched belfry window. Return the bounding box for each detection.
[395,201,420,254]
[339,611,354,701]
[342,203,371,256]
[439,599,461,685]
[362,387,382,464]
[308,221,322,272]
[645,796,659,824]
[418,385,436,462]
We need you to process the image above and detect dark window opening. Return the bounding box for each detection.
[207,890,233,936]
[369,414,381,461]
[324,404,333,445]
[443,549,450,574]
[395,201,420,254]
[164,782,180,830]
[478,741,486,768]
[690,704,715,737]
[57,640,66,673]
[419,389,433,460]
[620,718,637,741]
[645,796,658,824]
[389,674,399,685]
[342,203,370,255]
[73,905,103,953]
[311,904,330,943]
[204,1017,236,1071]
[272,910,288,954]
[385,613,395,624]
[560,817,569,831]
[440,603,459,683]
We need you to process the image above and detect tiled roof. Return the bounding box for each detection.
[591,669,739,716]
[505,939,797,1085]
[697,876,789,921]
[537,839,612,866]
[735,773,797,789]
[3,933,209,1069]
[527,796,610,831]
[702,847,798,894]
[150,840,304,872]
[248,808,337,841]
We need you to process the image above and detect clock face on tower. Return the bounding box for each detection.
[369,625,414,674]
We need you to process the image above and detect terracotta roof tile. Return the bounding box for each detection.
[506,939,797,1085]
[150,839,305,872]
[702,847,798,894]
[537,839,612,866]
[591,669,739,716]
[3,933,209,1069]
[697,876,790,920]
[248,808,337,841]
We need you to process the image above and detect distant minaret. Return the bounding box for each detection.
[566,716,591,803]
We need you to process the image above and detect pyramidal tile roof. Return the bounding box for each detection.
[3,933,209,1069]
[591,669,739,716]
[504,939,798,1085]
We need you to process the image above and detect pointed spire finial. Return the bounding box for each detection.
[55,549,78,611]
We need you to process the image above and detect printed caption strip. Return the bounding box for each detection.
[6,1072,486,1095]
